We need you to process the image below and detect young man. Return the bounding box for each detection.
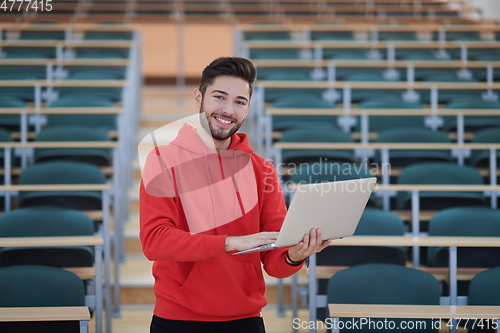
[140,57,331,333]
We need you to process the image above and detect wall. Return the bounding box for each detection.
[135,23,234,80]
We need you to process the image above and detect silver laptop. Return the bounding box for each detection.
[233,177,377,255]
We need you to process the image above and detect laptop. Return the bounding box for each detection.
[233,177,377,255]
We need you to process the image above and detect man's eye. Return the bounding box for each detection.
[214,95,223,100]
[236,101,246,106]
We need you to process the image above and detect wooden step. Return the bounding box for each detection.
[119,253,309,306]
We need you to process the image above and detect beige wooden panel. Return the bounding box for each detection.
[134,23,178,78]
[184,24,233,78]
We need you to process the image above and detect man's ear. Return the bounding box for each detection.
[194,88,202,108]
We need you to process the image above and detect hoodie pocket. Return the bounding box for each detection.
[177,259,266,317]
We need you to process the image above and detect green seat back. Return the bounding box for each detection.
[0,265,85,307]
[18,161,106,209]
[328,264,440,333]
[427,207,500,267]
[374,128,451,167]
[396,162,485,210]
[280,128,354,164]
[470,127,500,167]
[34,126,112,166]
[469,267,500,306]
[357,99,424,132]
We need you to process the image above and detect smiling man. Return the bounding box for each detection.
[139,57,332,333]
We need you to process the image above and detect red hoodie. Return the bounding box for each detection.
[139,123,303,322]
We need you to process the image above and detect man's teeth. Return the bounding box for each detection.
[216,117,232,124]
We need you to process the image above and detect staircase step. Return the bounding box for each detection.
[119,254,309,306]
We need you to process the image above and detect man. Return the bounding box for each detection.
[140,57,331,333]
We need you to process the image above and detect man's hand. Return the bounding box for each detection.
[287,228,334,263]
[225,232,279,252]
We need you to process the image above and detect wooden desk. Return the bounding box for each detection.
[245,40,500,49]
[0,80,127,87]
[0,306,90,332]
[0,59,130,66]
[259,80,500,90]
[306,236,500,332]
[0,236,103,333]
[238,22,500,33]
[328,304,500,333]
[0,40,133,48]
[254,59,500,69]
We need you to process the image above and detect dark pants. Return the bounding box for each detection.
[150,315,267,333]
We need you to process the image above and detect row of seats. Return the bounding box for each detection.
[251,48,500,61]
[0,47,130,59]
[245,30,499,41]
[259,67,500,81]
[243,21,500,324]
[327,263,500,333]
[311,206,500,324]
[0,23,138,332]
[1,30,133,40]
[279,127,500,169]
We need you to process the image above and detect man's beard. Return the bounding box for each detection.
[199,107,243,141]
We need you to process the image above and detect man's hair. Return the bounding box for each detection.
[199,57,256,99]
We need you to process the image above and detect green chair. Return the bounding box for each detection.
[84,31,133,40]
[75,48,130,59]
[20,31,65,40]
[379,31,418,41]
[272,96,336,131]
[315,209,407,321]
[327,263,440,333]
[66,69,125,80]
[250,49,301,60]
[264,89,324,103]
[357,99,425,133]
[325,50,375,60]
[258,69,312,81]
[396,162,487,211]
[374,127,452,168]
[433,31,482,41]
[18,161,106,211]
[244,31,291,40]
[48,97,116,130]
[34,126,112,167]
[279,128,355,165]
[421,72,478,82]
[0,265,86,333]
[470,127,500,168]
[445,99,500,133]
[311,31,354,41]
[290,161,373,184]
[343,71,399,82]
[0,207,94,267]
[468,266,500,305]
[4,47,56,59]
[57,87,123,103]
[0,65,46,79]
[0,97,27,132]
[427,207,500,269]
[467,267,500,332]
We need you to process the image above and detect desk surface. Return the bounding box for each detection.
[331,236,500,247]
[329,304,500,319]
[254,59,500,69]
[0,184,110,191]
[0,306,90,322]
[274,142,500,150]
[0,236,104,247]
